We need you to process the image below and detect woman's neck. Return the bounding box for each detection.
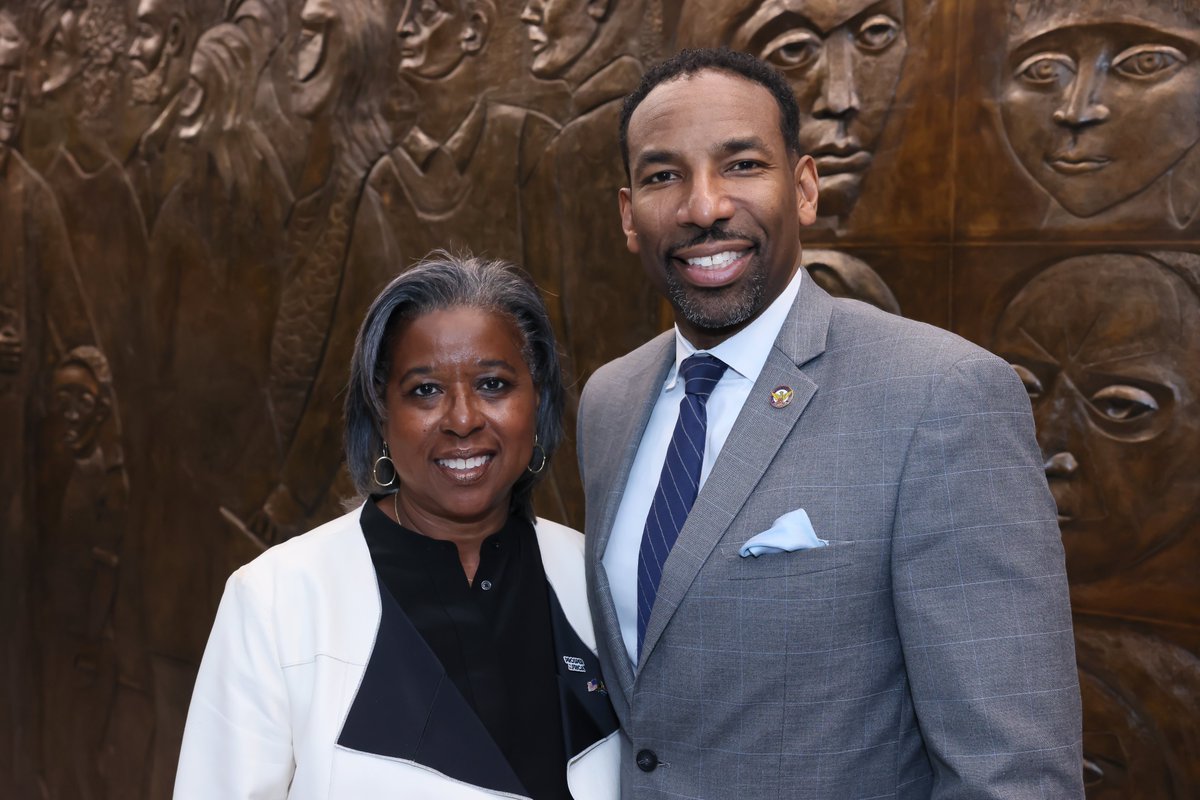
[380,492,509,585]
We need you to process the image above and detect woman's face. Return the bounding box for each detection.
[384,306,538,529]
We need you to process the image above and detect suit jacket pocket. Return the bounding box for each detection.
[724,540,856,580]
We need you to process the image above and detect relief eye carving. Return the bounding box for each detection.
[856,14,900,52]
[760,29,822,70]
[1112,44,1186,80]
[1011,364,1044,399]
[1089,384,1159,421]
[1014,52,1077,85]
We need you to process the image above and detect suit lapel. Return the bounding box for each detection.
[586,332,674,704]
[638,277,835,670]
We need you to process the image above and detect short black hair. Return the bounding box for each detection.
[619,48,802,178]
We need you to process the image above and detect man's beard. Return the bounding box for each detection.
[130,58,167,105]
[663,254,769,333]
[662,227,770,333]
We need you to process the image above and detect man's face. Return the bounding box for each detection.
[52,362,108,457]
[129,0,181,105]
[520,0,599,80]
[993,254,1200,584]
[1001,2,1200,217]
[619,69,818,347]
[397,0,475,80]
[680,0,907,221]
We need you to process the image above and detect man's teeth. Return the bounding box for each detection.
[438,455,491,470]
[685,250,744,269]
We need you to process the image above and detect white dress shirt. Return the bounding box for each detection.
[602,267,804,666]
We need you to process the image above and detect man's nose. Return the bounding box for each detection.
[1052,61,1110,129]
[676,173,735,229]
[812,33,860,119]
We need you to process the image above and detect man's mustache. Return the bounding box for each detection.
[667,225,757,258]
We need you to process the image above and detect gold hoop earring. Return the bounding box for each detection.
[373,442,397,487]
[527,435,547,475]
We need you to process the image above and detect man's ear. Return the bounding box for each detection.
[618,187,639,254]
[462,6,492,54]
[586,0,611,21]
[795,154,819,226]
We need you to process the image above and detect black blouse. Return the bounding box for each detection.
[359,499,571,800]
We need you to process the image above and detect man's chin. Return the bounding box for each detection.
[130,68,166,105]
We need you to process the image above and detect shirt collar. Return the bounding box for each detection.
[665,266,804,390]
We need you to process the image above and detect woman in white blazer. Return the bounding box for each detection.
[175,253,619,799]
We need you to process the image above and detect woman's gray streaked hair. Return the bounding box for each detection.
[344,250,564,522]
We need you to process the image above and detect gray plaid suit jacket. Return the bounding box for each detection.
[578,277,1084,799]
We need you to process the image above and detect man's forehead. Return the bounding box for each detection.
[630,69,780,142]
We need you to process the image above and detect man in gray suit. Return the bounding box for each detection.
[578,48,1084,799]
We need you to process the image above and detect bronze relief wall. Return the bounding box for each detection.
[0,0,1196,796]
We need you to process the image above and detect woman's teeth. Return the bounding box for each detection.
[437,455,491,470]
[685,250,745,269]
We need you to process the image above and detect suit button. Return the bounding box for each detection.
[635,749,658,772]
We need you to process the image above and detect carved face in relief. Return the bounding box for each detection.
[52,359,110,458]
[677,0,908,221]
[292,0,391,118]
[397,0,490,80]
[993,253,1200,583]
[520,0,604,79]
[1002,1,1200,217]
[35,0,85,98]
[0,11,23,146]
[802,249,900,314]
[129,0,187,105]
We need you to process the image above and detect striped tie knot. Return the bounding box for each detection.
[680,353,727,400]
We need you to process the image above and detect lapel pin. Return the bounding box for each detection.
[769,386,794,409]
[563,656,586,673]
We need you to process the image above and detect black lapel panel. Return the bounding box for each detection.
[547,588,619,758]
[337,581,527,796]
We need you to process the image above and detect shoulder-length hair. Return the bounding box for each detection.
[344,250,564,521]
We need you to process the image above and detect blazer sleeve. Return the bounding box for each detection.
[174,568,295,799]
[890,352,1084,798]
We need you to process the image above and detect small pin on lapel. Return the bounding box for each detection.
[769,386,794,409]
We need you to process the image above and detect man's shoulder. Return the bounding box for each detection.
[583,328,674,398]
[824,297,1008,377]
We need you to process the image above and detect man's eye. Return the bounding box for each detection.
[1112,44,1185,79]
[1014,52,1076,85]
[1011,364,1044,399]
[730,160,762,172]
[644,170,675,185]
[856,15,900,52]
[1089,384,1158,421]
[760,29,821,70]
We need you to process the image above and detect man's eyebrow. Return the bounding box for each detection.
[634,149,676,170]
[717,136,769,155]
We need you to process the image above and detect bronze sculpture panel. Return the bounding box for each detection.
[0,0,1196,795]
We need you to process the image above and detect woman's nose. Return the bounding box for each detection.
[442,390,484,436]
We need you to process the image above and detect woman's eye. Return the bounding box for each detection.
[1015,52,1076,85]
[1011,364,1044,399]
[857,15,900,52]
[1089,384,1158,421]
[411,383,440,398]
[479,377,508,392]
[1113,44,1185,80]
[761,29,821,70]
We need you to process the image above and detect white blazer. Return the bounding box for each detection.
[174,506,620,799]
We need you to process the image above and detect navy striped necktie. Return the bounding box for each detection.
[637,353,729,659]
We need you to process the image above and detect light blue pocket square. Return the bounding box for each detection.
[738,509,828,557]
